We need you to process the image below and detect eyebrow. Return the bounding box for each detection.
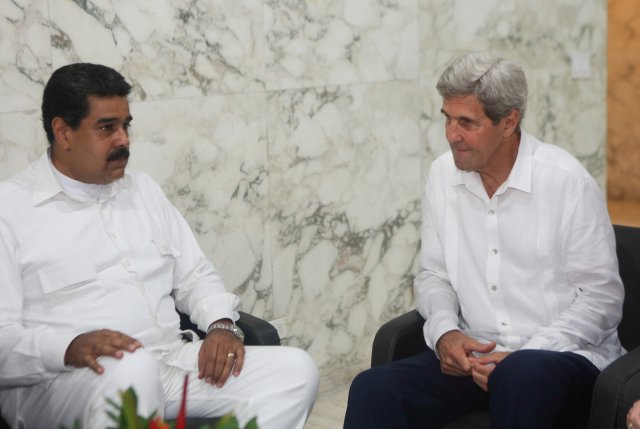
[440,109,473,122]
[95,115,133,124]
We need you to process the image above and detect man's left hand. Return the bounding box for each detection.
[198,329,245,388]
[468,351,511,391]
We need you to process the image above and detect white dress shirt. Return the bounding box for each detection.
[0,151,240,388]
[414,131,624,370]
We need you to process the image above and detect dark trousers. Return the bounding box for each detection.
[343,348,599,429]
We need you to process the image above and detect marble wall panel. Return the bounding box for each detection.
[127,93,271,316]
[0,0,610,393]
[0,110,47,177]
[418,0,607,186]
[267,80,421,387]
[0,0,51,113]
[264,0,419,90]
[49,0,266,101]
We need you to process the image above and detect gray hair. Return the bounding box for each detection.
[436,51,528,128]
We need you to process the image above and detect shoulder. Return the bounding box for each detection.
[124,169,165,193]
[527,134,591,180]
[0,162,37,202]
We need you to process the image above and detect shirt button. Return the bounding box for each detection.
[501,322,508,326]
[122,259,131,268]
[491,285,497,291]
[110,232,117,239]
[491,249,498,255]
[488,210,495,215]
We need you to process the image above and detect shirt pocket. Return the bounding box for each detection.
[151,238,182,259]
[38,257,98,294]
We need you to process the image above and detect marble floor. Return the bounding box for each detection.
[304,198,640,429]
[306,384,350,429]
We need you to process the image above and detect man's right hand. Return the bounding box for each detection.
[435,330,496,376]
[64,329,142,374]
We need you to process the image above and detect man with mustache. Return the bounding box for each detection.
[344,52,624,428]
[0,63,319,429]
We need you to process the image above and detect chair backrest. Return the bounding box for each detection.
[614,224,640,350]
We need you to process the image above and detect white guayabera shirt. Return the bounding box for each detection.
[0,151,239,388]
[414,131,624,371]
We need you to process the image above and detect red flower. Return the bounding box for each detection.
[176,374,189,429]
[148,417,170,429]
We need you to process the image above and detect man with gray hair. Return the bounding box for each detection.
[344,51,623,428]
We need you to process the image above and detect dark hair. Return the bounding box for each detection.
[42,63,132,144]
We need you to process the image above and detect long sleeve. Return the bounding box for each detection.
[413,172,460,351]
[0,218,78,387]
[520,175,623,354]
[136,174,240,331]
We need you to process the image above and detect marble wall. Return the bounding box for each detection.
[0,0,607,391]
[608,0,640,201]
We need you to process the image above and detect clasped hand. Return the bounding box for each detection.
[198,329,245,388]
[436,330,510,391]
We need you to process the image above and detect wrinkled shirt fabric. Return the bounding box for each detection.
[414,131,624,370]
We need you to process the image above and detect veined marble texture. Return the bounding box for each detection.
[127,93,272,316]
[49,0,266,100]
[418,0,607,187]
[0,110,47,178]
[0,0,50,113]
[264,0,419,90]
[267,80,421,387]
[0,0,610,392]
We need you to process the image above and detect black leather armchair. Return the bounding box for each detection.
[370,224,640,429]
[0,310,279,429]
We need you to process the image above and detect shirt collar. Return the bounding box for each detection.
[31,149,132,206]
[32,150,63,206]
[451,130,534,194]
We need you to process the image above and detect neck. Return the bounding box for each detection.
[479,132,521,198]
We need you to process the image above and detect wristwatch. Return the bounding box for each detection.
[206,322,245,342]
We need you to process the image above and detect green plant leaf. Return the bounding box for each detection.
[243,417,259,429]
[212,413,240,429]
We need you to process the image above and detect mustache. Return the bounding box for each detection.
[107,147,130,162]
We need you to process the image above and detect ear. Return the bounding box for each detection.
[51,117,72,150]
[502,109,520,137]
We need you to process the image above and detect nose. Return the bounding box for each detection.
[114,125,130,147]
[445,119,461,143]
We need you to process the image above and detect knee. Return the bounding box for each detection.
[84,349,164,426]
[489,350,555,391]
[278,347,320,393]
[98,349,163,411]
[349,366,396,403]
[100,348,161,386]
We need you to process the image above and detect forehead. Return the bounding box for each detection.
[84,95,131,120]
[441,95,486,118]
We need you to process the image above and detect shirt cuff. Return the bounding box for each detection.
[426,313,460,352]
[41,329,82,373]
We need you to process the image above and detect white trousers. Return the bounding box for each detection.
[1,346,319,429]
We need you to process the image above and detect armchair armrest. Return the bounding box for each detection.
[178,311,280,346]
[588,345,640,429]
[237,311,281,346]
[371,310,426,367]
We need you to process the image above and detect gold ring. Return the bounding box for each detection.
[227,352,235,359]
